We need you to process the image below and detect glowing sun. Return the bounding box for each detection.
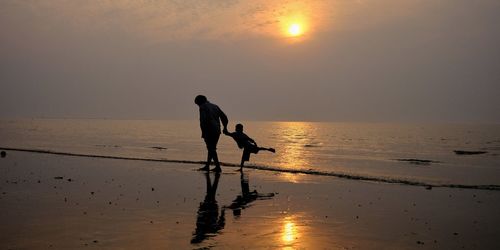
[288,23,303,37]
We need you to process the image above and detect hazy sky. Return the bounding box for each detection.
[1,0,499,122]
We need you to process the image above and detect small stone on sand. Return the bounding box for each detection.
[454,150,487,155]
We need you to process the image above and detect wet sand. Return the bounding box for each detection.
[1,151,499,249]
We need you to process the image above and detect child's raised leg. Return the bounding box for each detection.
[258,147,275,153]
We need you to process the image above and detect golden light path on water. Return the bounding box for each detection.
[279,214,319,249]
[274,122,316,183]
[282,216,299,245]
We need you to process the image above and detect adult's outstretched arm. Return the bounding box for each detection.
[219,107,229,130]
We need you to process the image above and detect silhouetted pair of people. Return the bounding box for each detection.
[194,95,275,172]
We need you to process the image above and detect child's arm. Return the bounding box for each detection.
[248,137,257,146]
[223,129,232,136]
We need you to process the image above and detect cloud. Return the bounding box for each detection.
[1,0,499,121]
[1,0,336,43]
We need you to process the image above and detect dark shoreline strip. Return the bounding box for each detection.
[2,147,499,191]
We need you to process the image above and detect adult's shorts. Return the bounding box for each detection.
[203,133,220,151]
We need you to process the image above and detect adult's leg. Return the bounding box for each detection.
[198,153,211,171]
[212,150,221,172]
[200,137,214,171]
[205,151,212,168]
[210,134,222,172]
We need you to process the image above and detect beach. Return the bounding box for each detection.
[2,0,500,248]
[1,150,499,249]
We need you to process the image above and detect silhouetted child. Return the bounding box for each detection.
[223,123,275,170]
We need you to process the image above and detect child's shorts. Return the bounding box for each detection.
[242,145,259,162]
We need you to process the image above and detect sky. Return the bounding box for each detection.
[1,0,499,122]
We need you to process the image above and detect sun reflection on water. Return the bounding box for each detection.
[280,172,302,183]
[281,216,299,246]
[274,122,318,182]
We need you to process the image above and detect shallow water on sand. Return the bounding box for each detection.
[1,119,499,186]
[1,152,499,249]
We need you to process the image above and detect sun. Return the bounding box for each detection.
[288,23,303,37]
[279,12,309,40]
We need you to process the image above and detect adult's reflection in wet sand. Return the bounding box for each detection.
[191,172,225,244]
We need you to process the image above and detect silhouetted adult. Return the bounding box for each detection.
[191,172,225,244]
[194,95,228,172]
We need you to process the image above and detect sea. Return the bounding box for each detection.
[1,119,499,187]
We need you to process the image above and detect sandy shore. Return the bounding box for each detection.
[1,151,499,249]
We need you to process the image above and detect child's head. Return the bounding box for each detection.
[235,123,244,132]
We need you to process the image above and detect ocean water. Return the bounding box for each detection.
[1,119,499,186]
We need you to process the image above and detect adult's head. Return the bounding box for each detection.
[194,95,207,106]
